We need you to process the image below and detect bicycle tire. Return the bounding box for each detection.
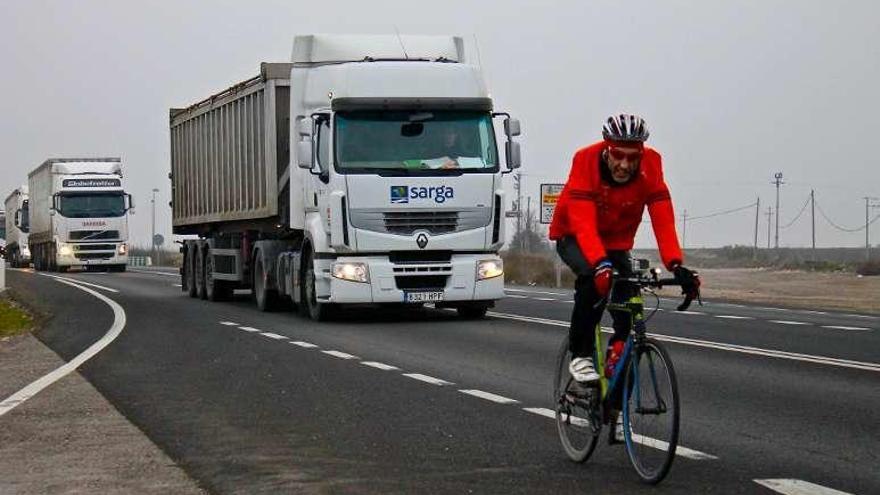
[553,336,600,462]
[622,338,680,484]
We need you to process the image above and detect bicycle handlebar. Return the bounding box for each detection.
[613,275,701,312]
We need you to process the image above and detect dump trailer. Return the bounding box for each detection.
[171,34,521,320]
[28,158,133,272]
[4,186,31,267]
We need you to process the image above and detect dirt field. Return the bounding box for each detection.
[675,268,880,314]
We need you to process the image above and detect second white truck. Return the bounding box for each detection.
[3,186,31,267]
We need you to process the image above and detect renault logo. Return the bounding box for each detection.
[416,233,429,249]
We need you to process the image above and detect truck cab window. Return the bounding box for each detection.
[316,117,331,172]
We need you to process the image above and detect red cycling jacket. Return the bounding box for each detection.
[548,141,683,270]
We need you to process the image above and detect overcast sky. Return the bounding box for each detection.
[2,0,878,249]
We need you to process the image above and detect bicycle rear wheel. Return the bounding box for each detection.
[553,337,600,462]
[622,339,680,484]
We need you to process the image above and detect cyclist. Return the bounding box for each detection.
[549,114,700,383]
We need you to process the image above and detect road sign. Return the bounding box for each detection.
[540,183,564,224]
[153,234,165,247]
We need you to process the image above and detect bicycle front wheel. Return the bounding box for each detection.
[553,337,600,463]
[622,339,680,484]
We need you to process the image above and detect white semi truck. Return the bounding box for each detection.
[171,34,521,320]
[3,186,31,267]
[28,158,133,272]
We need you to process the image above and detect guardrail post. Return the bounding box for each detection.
[0,258,6,291]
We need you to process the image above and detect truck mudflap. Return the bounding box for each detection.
[325,254,504,304]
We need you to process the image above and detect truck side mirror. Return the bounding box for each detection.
[506,141,522,170]
[128,194,136,214]
[504,118,521,138]
[297,141,313,169]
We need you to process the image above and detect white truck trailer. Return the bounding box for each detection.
[3,186,31,267]
[28,158,133,272]
[171,34,521,320]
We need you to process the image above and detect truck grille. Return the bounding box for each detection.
[69,230,120,241]
[75,252,114,260]
[349,207,492,236]
[75,244,116,252]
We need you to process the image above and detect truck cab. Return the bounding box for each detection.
[3,186,31,267]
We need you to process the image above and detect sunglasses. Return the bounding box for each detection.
[608,147,643,161]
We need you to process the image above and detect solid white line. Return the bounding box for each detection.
[505,288,568,296]
[676,310,706,316]
[238,326,261,333]
[754,479,854,495]
[769,320,811,326]
[488,311,880,372]
[0,279,126,417]
[402,373,453,386]
[521,408,716,460]
[714,315,754,320]
[799,310,828,315]
[172,284,182,287]
[506,295,529,299]
[260,332,288,340]
[219,321,240,326]
[290,341,319,349]
[821,325,870,331]
[533,297,557,301]
[38,273,119,293]
[127,269,179,277]
[322,350,358,360]
[841,313,879,320]
[360,361,400,371]
[458,389,519,404]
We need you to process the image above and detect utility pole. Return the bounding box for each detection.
[810,190,816,252]
[753,197,760,258]
[866,196,880,261]
[681,209,688,251]
[525,196,532,252]
[772,172,784,249]
[513,172,522,251]
[151,188,159,265]
[765,206,773,250]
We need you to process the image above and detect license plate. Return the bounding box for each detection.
[404,291,445,303]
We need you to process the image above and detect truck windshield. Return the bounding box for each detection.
[335,110,498,174]
[58,193,126,218]
[0,218,5,240]
[20,200,29,233]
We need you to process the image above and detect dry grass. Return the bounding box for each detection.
[0,296,34,338]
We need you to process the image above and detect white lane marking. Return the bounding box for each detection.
[754,479,854,495]
[172,284,182,287]
[0,279,126,417]
[126,269,179,277]
[521,408,717,460]
[769,320,811,326]
[821,325,871,331]
[841,313,879,320]
[676,310,706,316]
[506,295,529,299]
[562,300,575,304]
[799,310,828,315]
[38,273,119,293]
[219,321,240,326]
[322,350,358,360]
[488,311,880,372]
[402,373,453,386]
[505,288,568,296]
[534,297,557,301]
[361,361,400,371]
[290,341,319,349]
[458,389,519,404]
[238,326,262,333]
[714,315,755,320]
[260,332,288,340]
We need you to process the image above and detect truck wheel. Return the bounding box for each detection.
[253,255,280,312]
[204,249,231,302]
[457,305,489,319]
[195,246,208,299]
[302,252,333,321]
[186,244,198,298]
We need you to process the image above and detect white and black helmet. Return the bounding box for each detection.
[602,114,650,142]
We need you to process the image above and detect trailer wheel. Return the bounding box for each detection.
[253,254,281,312]
[186,243,198,298]
[302,251,333,322]
[204,248,231,302]
[196,246,208,299]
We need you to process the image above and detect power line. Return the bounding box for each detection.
[688,201,759,221]
[815,200,880,232]
[780,193,811,229]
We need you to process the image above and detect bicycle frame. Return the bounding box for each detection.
[594,293,648,404]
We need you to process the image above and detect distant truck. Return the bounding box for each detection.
[170,34,521,320]
[3,186,31,267]
[28,158,133,272]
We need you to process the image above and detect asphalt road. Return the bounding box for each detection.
[5,267,879,494]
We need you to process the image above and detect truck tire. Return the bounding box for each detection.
[204,248,231,302]
[186,244,198,298]
[196,246,208,299]
[457,304,489,319]
[302,251,333,321]
[253,255,281,312]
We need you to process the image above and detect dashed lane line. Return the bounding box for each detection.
[821,325,870,331]
[238,326,262,333]
[290,341,319,349]
[714,315,754,320]
[260,332,288,340]
[521,408,718,460]
[127,269,179,277]
[219,321,240,326]
[754,479,854,495]
[459,389,519,404]
[506,295,529,299]
[360,361,400,371]
[322,350,358,360]
[402,373,453,386]
[505,288,568,296]
[534,297,557,301]
[769,320,812,326]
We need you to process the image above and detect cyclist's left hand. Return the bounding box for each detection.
[673,264,701,298]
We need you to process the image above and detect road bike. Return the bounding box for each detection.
[553,260,699,484]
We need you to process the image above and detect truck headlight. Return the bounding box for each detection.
[118,244,127,255]
[22,247,30,257]
[59,244,73,256]
[477,259,503,280]
[332,261,369,283]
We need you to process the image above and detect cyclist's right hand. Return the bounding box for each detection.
[594,259,613,298]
